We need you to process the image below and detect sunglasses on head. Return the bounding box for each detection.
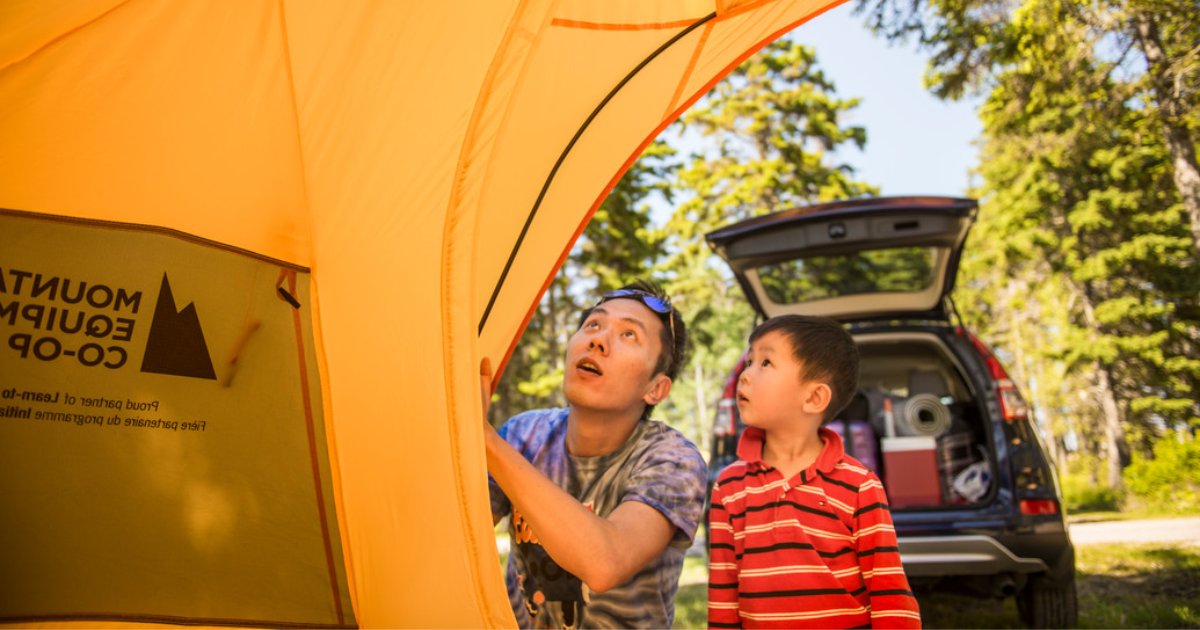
[596,288,676,348]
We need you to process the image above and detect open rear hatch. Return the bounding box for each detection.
[707,197,990,513]
[705,196,977,322]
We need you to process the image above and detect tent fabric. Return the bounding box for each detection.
[0,211,353,626]
[0,1,844,627]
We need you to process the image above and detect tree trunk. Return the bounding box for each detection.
[1132,11,1200,258]
[1095,362,1126,491]
[547,276,559,369]
[1058,268,1130,489]
[694,361,709,453]
[1074,280,1129,490]
[1030,330,1064,468]
[1005,278,1066,466]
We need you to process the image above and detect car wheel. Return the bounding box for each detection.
[1016,574,1077,628]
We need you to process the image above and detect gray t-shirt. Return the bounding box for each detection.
[489,408,707,629]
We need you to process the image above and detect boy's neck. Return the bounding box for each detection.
[761,422,824,482]
[565,405,642,457]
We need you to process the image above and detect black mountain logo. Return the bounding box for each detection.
[141,274,216,380]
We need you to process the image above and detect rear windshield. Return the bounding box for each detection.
[757,246,938,303]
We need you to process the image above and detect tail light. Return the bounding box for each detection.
[966,331,1029,422]
[712,353,747,438]
[713,398,736,438]
[1019,499,1059,515]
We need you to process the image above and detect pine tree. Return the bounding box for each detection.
[955,0,1200,488]
[659,37,878,442]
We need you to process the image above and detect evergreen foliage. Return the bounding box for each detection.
[1123,434,1200,513]
[492,39,874,445]
[860,0,1199,490]
[493,7,1199,499]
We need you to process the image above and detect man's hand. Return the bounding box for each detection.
[480,357,493,420]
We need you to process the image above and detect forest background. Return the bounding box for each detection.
[486,0,1200,513]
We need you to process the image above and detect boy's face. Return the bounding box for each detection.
[563,297,671,417]
[737,330,826,430]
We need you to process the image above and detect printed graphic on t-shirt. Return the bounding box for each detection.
[511,504,595,628]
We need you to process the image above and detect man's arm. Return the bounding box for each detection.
[483,424,675,593]
[481,358,681,593]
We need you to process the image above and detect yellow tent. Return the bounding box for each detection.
[0,1,843,627]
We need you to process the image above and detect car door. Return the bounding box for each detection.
[705,196,977,322]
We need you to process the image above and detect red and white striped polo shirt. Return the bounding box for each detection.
[708,426,921,628]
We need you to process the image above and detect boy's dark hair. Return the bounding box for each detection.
[579,279,688,417]
[749,314,859,422]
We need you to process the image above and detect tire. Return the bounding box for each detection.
[1016,574,1078,628]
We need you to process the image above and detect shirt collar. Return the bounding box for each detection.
[736,424,845,478]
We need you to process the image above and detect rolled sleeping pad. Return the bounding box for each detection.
[895,393,952,437]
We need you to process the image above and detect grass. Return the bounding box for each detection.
[671,555,707,629]
[497,520,1200,628]
[669,543,1200,628]
[497,540,711,628]
[1068,510,1143,524]
[1074,543,1200,629]
[1067,508,1189,524]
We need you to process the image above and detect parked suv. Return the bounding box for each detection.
[704,196,1077,628]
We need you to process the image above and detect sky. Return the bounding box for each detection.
[789,2,983,196]
[652,1,985,201]
[633,2,989,235]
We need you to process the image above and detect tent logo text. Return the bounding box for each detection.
[0,267,215,379]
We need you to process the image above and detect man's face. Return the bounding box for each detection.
[563,298,670,416]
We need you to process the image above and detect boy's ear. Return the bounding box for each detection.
[803,382,833,415]
[643,373,672,406]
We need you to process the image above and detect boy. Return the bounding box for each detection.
[483,280,708,628]
[708,314,921,628]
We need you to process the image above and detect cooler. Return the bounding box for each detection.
[881,436,941,507]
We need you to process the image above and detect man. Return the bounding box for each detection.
[483,280,707,628]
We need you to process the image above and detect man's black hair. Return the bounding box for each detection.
[748,314,859,422]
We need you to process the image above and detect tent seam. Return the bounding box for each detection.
[476,11,718,336]
[664,21,715,119]
[550,17,698,31]
[496,0,851,376]
[442,1,553,627]
[285,269,346,627]
[275,0,319,274]
[0,0,134,74]
[275,0,352,623]
[0,207,311,270]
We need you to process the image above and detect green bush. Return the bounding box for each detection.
[1123,434,1200,514]
[1060,455,1120,513]
[1061,472,1120,513]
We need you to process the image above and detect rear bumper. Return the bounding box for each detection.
[898,535,1050,577]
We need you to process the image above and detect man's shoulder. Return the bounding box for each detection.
[639,421,705,465]
[502,407,567,426]
[498,407,567,444]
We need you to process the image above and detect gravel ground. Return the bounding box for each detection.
[1068,516,1200,546]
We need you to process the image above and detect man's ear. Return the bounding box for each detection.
[803,382,833,415]
[643,373,672,406]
